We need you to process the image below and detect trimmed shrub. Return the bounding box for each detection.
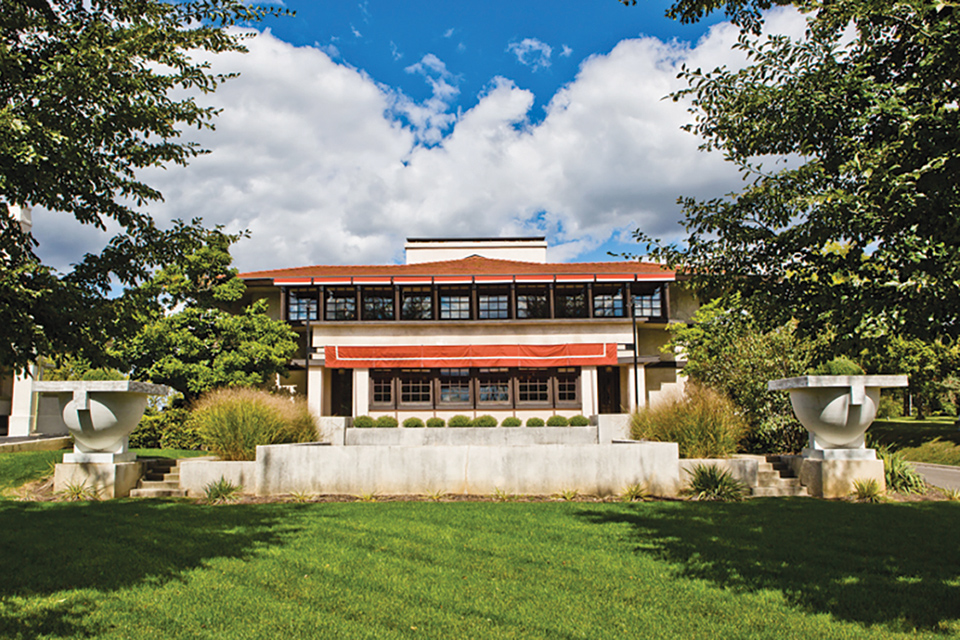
[546,415,569,427]
[472,415,498,427]
[741,413,807,455]
[191,387,318,461]
[426,417,445,428]
[501,417,522,427]
[630,385,747,458]
[810,356,865,376]
[376,415,399,428]
[877,393,903,419]
[402,417,425,428]
[448,415,472,428]
[684,464,745,501]
[131,402,199,450]
[569,415,590,426]
[158,408,203,450]
[525,417,545,427]
[353,415,376,428]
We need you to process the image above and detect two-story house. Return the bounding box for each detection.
[238,237,695,423]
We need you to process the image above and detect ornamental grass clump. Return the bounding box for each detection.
[191,387,318,461]
[630,385,747,458]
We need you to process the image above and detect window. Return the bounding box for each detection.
[516,286,550,319]
[401,287,433,320]
[287,289,318,321]
[477,368,510,405]
[371,370,394,407]
[362,287,394,320]
[400,370,432,405]
[478,291,509,319]
[439,368,471,404]
[517,369,551,404]
[439,288,471,320]
[556,367,579,405]
[633,286,663,318]
[325,287,356,320]
[555,284,587,318]
[593,284,625,317]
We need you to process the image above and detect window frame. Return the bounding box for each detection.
[369,369,396,409]
[475,367,512,407]
[554,284,587,318]
[361,286,395,321]
[477,288,510,320]
[437,368,473,408]
[324,287,357,321]
[438,287,472,320]
[287,288,319,322]
[592,283,625,318]
[398,369,433,408]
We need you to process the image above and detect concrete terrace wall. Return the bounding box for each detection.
[345,426,598,447]
[255,441,681,497]
[180,459,257,498]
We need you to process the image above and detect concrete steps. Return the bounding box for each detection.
[129,459,186,498]
[750,455,810,498]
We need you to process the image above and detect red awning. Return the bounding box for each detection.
[325,344,618,369]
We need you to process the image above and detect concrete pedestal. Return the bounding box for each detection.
[54,461,144,499]
[786,451,886,498]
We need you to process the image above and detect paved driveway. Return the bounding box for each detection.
[910,462,960,491]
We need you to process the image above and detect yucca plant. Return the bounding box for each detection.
[621,482,649,502]
[684,464,746,502]
[852,478,884,503]
[204,476,241,504]
[877,445,926,494]
[58,481,98,502]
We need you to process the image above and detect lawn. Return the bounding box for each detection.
[871,416,960,466]
[0,498,958,639]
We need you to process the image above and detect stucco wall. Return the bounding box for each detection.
[254,441,681,497]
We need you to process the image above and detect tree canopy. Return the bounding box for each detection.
[114,227,298,401]
[0,0,282,373]
[634,0,960,352]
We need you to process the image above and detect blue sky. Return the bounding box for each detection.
[35,1,805,271]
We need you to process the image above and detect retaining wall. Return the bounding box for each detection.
[254,441,680,497]
[345,426,598,447]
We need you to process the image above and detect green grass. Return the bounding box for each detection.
[871,417,960,466]
[0,449,64,495]
[870,416,959,449]
[898,439,960,467]
[0,500,958,639]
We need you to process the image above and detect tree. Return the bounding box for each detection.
[1,0,283,372]
[632,0,960,352]
[115,228,298,401]
[667,296,823,452]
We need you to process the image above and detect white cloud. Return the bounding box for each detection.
[507,38,553,71]
[31,8,809,272]
[560,44,573,58]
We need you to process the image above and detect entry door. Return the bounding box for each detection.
[597,366,622,414]
[330,369,353,417]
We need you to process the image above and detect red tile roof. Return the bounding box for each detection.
[238,255,674,284]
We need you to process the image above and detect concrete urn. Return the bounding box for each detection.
[767,375,908,450]
[33,381,170,462]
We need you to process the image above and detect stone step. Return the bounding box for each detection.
[751,484,809,497]
[138,480,181,491]
[129,487,186,498]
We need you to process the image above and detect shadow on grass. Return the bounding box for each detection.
[871,418,960,448]
[579,500,960,633]
[0,500,301,638]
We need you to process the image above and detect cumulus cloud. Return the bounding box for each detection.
[31,8,807,272]
[507,37,553,71]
